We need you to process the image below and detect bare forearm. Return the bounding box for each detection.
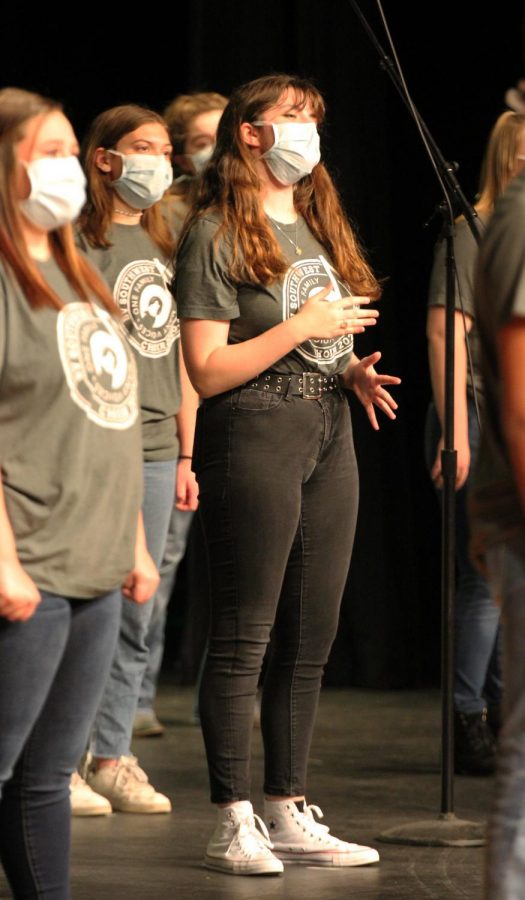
[340,353,360,389]
[181,317,305,398]
[427,310,469,443]
[0,476,20,564]
[175,343,199,455]
[181,289,367,398]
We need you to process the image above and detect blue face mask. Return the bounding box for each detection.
[187,145,214,175]
[20,156,86,230]
[254,121,321,185]
[109,151,173,210]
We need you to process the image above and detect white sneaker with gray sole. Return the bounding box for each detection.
[264,799,380,866]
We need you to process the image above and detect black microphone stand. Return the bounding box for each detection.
[348,0,485,846]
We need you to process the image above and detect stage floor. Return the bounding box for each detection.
[1,687,493,899]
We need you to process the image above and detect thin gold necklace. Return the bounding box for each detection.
[269,216,302,255]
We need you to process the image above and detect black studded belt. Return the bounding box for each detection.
[245,372,342,400]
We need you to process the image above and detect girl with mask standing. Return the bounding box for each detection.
[162,92,228,235]
[0,88,154,899]
[175,73,400,875]
[76,105,198,814]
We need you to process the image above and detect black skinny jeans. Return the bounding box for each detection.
[194,384,359,804]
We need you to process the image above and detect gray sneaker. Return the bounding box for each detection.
[86,756,171,814]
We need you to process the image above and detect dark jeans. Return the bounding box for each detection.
[425,398,501,714]
[194,385,359,804]
[0,590,121,899]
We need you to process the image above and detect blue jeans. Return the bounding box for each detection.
[484,535,525,900]
[425,399,502,713]
[91,459,176,758]
[0,590,121,900]
[193,385,359,804]
[138,505,194,712]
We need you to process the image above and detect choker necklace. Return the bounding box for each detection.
[269,216,302,255]
[114,206,143,218]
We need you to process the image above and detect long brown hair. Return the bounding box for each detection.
[0,87,115,311]
[477,110,525,213]
[79,105,175,258]
[177,74,380,297]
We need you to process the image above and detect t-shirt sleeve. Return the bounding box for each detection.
[428,220,479,319]
[479,180,525,326]
[174,217,240,321]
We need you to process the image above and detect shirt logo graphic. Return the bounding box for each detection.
[282,257,354,365]
[113,258,179,358]
[57,303,139,429]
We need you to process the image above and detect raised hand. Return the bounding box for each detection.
[294,285,378,342]
[343,351,401,430]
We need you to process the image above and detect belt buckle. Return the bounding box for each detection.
[302,372,322,399]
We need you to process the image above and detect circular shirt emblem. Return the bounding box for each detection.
[57,303,139,429]
[283,257,354,365]
[113,257,179,357]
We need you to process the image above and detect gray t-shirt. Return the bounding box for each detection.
[162,192,190,238]
[428,215,487,400]
[175,214,354,376]
[79,224,181,461]
[470,172,525,558]
[0,256,142,598]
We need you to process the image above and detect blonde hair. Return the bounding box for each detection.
[477,110,525,212]
[79,104,175,258]
[0,87,115,311]
[163,92,228,156]
[177,74,380,297]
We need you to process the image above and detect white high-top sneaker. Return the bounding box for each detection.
[264,799,380,866]
[205,801,284,875]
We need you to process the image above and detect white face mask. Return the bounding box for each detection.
[109,152,173,210]
[20,156,86,231]
[187,145,214,175]
[255,121,321,185]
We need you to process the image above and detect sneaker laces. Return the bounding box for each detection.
[293,803,360,849]
[299,803,330,835]
[113,756,155,793]
[233,811,274,859]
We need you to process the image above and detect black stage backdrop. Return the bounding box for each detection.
[3,2,523,687]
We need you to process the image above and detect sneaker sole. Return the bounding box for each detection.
[274,848,380,867]
[204,855,284,875]
[110,801,172,814]
[132,727,165,738]
[70,805,112,817]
